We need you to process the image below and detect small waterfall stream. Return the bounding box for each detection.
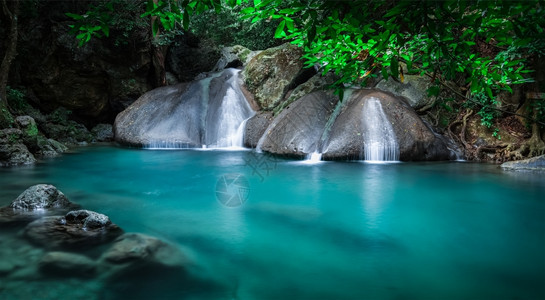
[144,69,255,149]
[362,97,399,162]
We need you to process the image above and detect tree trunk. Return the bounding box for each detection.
[150,0,167,88]
[0,0,19,128]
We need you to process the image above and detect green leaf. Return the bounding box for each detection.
[101,25,109,37]
[390,57,399,79]
[65,13,84,20]
[275,20,286,38]
[183,9,190,30]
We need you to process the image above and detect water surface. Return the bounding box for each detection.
[1,145,543,299]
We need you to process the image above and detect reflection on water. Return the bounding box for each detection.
[0,145,544,299]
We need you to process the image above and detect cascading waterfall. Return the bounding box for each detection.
[362,97,399,161]
[144,69,255,149]
[205,71,255,148]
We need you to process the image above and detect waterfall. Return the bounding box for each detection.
[141,69,254,149]
[362,97,399,162]
[205,70,255,148]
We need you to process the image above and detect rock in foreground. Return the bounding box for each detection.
[24,210,123,249]
[0,184,78,225]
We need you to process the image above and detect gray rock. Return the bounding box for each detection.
[65,210,111,229]
[0,142,36,167]
[501,155,545,171]
[375,75,434,109]
[39,251,96,277]
[273,72,338,115]
[24,210,123,249]
[258,91,339,158]
[244,112,274,148]
[114,69,255,148]
[9,184,72,211]
[91,123,114,142]
[322,89,454,161]
[242,43,306,110]
[213,45,257,72]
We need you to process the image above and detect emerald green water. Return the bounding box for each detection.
[1,145,544,299]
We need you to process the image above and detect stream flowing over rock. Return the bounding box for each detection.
[257,89,454,161]
[114,68,255,148]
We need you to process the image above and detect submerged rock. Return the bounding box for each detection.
[39,251,96,277]
[501,155,545,171]
[24,210,122,249]
[100,233,191,281]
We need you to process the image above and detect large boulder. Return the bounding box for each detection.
[114,69,255,148]
[501,155,545,171]
[242,44,309,110]
[24,210,123,249]
[258,91,338,158]
[375,75,434,110]
[243,112,274,148]
[322,89,454,161]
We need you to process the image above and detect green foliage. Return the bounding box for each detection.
[67,0,149,47]
[466,92,502,139]
[189,3,280,50]
[6,86,28,112]
[66,1,114,46]
[48,108,72,125]
[0,108,15,128]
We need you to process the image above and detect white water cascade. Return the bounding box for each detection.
[205,70,255,148]
[362,97,399,162]
[142,69,254,149]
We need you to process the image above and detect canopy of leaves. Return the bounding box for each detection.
[67,0,545,128]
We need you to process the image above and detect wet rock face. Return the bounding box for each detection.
[258,91,338,158]
[242,44,305,110]
[24,210,123,249]
[244,112,274,148]
[323,89,453,161]
[114,69,255,148]
[251,89,454,161]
